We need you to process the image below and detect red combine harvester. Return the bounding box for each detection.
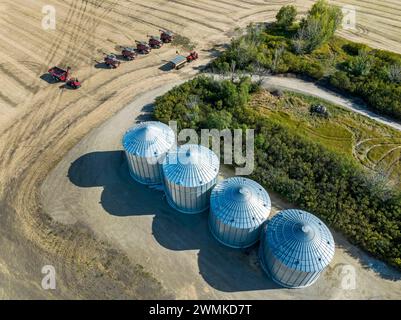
[186,51,199,63]
[136,41,151,54]
[104,54,121,68]
[48,66,81,89]
[48,66,71,82]
[66,78,81,89]
[160,30,174,43]
[148,36,163,49]
[122,47,138,60]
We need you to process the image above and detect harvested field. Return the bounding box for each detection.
[1,0,401,298]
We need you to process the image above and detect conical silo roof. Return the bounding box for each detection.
[162,144,219,187]
[122,121,175,157]
[265,209,335,272]
[211,177,271,228]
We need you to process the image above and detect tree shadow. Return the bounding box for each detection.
[68,150,280,292]
[141,103,154,113]
[201,46,226,59]
[332,231,401,281]
[135,103,155,122]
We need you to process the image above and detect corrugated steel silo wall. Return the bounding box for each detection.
[259,239,321,288]
[125,152,162,185]
[209,212,262,248]
[164,177,217,214]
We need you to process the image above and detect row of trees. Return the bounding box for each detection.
[210,1,401,120]
[154,76,401,269]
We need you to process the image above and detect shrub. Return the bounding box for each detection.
[345,50,373,76]
[276,5,297,30]
[329,71,354,91]
[205,110,233,130]
[293,0,343,53]
[388,64,401,83]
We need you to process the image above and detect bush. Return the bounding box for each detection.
[276,5,297,30]
[345,50,373,76]
[293,0,343,53]
[205,110,233,130]
[329,71,354,91]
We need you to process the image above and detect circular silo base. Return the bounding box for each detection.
[208,219,259,249]
[128,169,161,186]
[165,194,209,215]
[258,247,320,289]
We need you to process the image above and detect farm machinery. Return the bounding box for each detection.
[148,35,163,49]
[104,54,121,68]
[65,78,81,89]
[160,30,174,43]
[136,41,151,54]
[121,47,138,60]
[48,66,71,82]
[169,51,199,70]
[186,51,199,62]
[310,104,330,118]
[48,66,81,89]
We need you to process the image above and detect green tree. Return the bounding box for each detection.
[346,49,373,76]
[294,0,343,53]
[276,5,297,29]
[206,110,233,130]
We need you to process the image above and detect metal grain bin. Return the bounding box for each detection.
[162,144,220,214]
[122,121,175,185]
[209,177,271,248]
[259,209,335,288]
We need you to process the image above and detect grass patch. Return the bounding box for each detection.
[250,89,401,188]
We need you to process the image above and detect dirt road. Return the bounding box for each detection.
[213,73,401,132]
[261,76,401,132]
[1,0,401,298]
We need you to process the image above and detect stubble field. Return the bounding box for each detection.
[0,0,400,298]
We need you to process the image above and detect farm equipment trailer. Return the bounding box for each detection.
[169,51,199,70]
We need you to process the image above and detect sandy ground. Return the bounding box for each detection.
[41,84,401,299]
[1,0,401,298]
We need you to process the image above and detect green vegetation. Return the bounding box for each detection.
[293,0,343,54]
[154,76,401,269]
[276,5,297,30]
[211,1,401,121]
[250,90,401,187]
